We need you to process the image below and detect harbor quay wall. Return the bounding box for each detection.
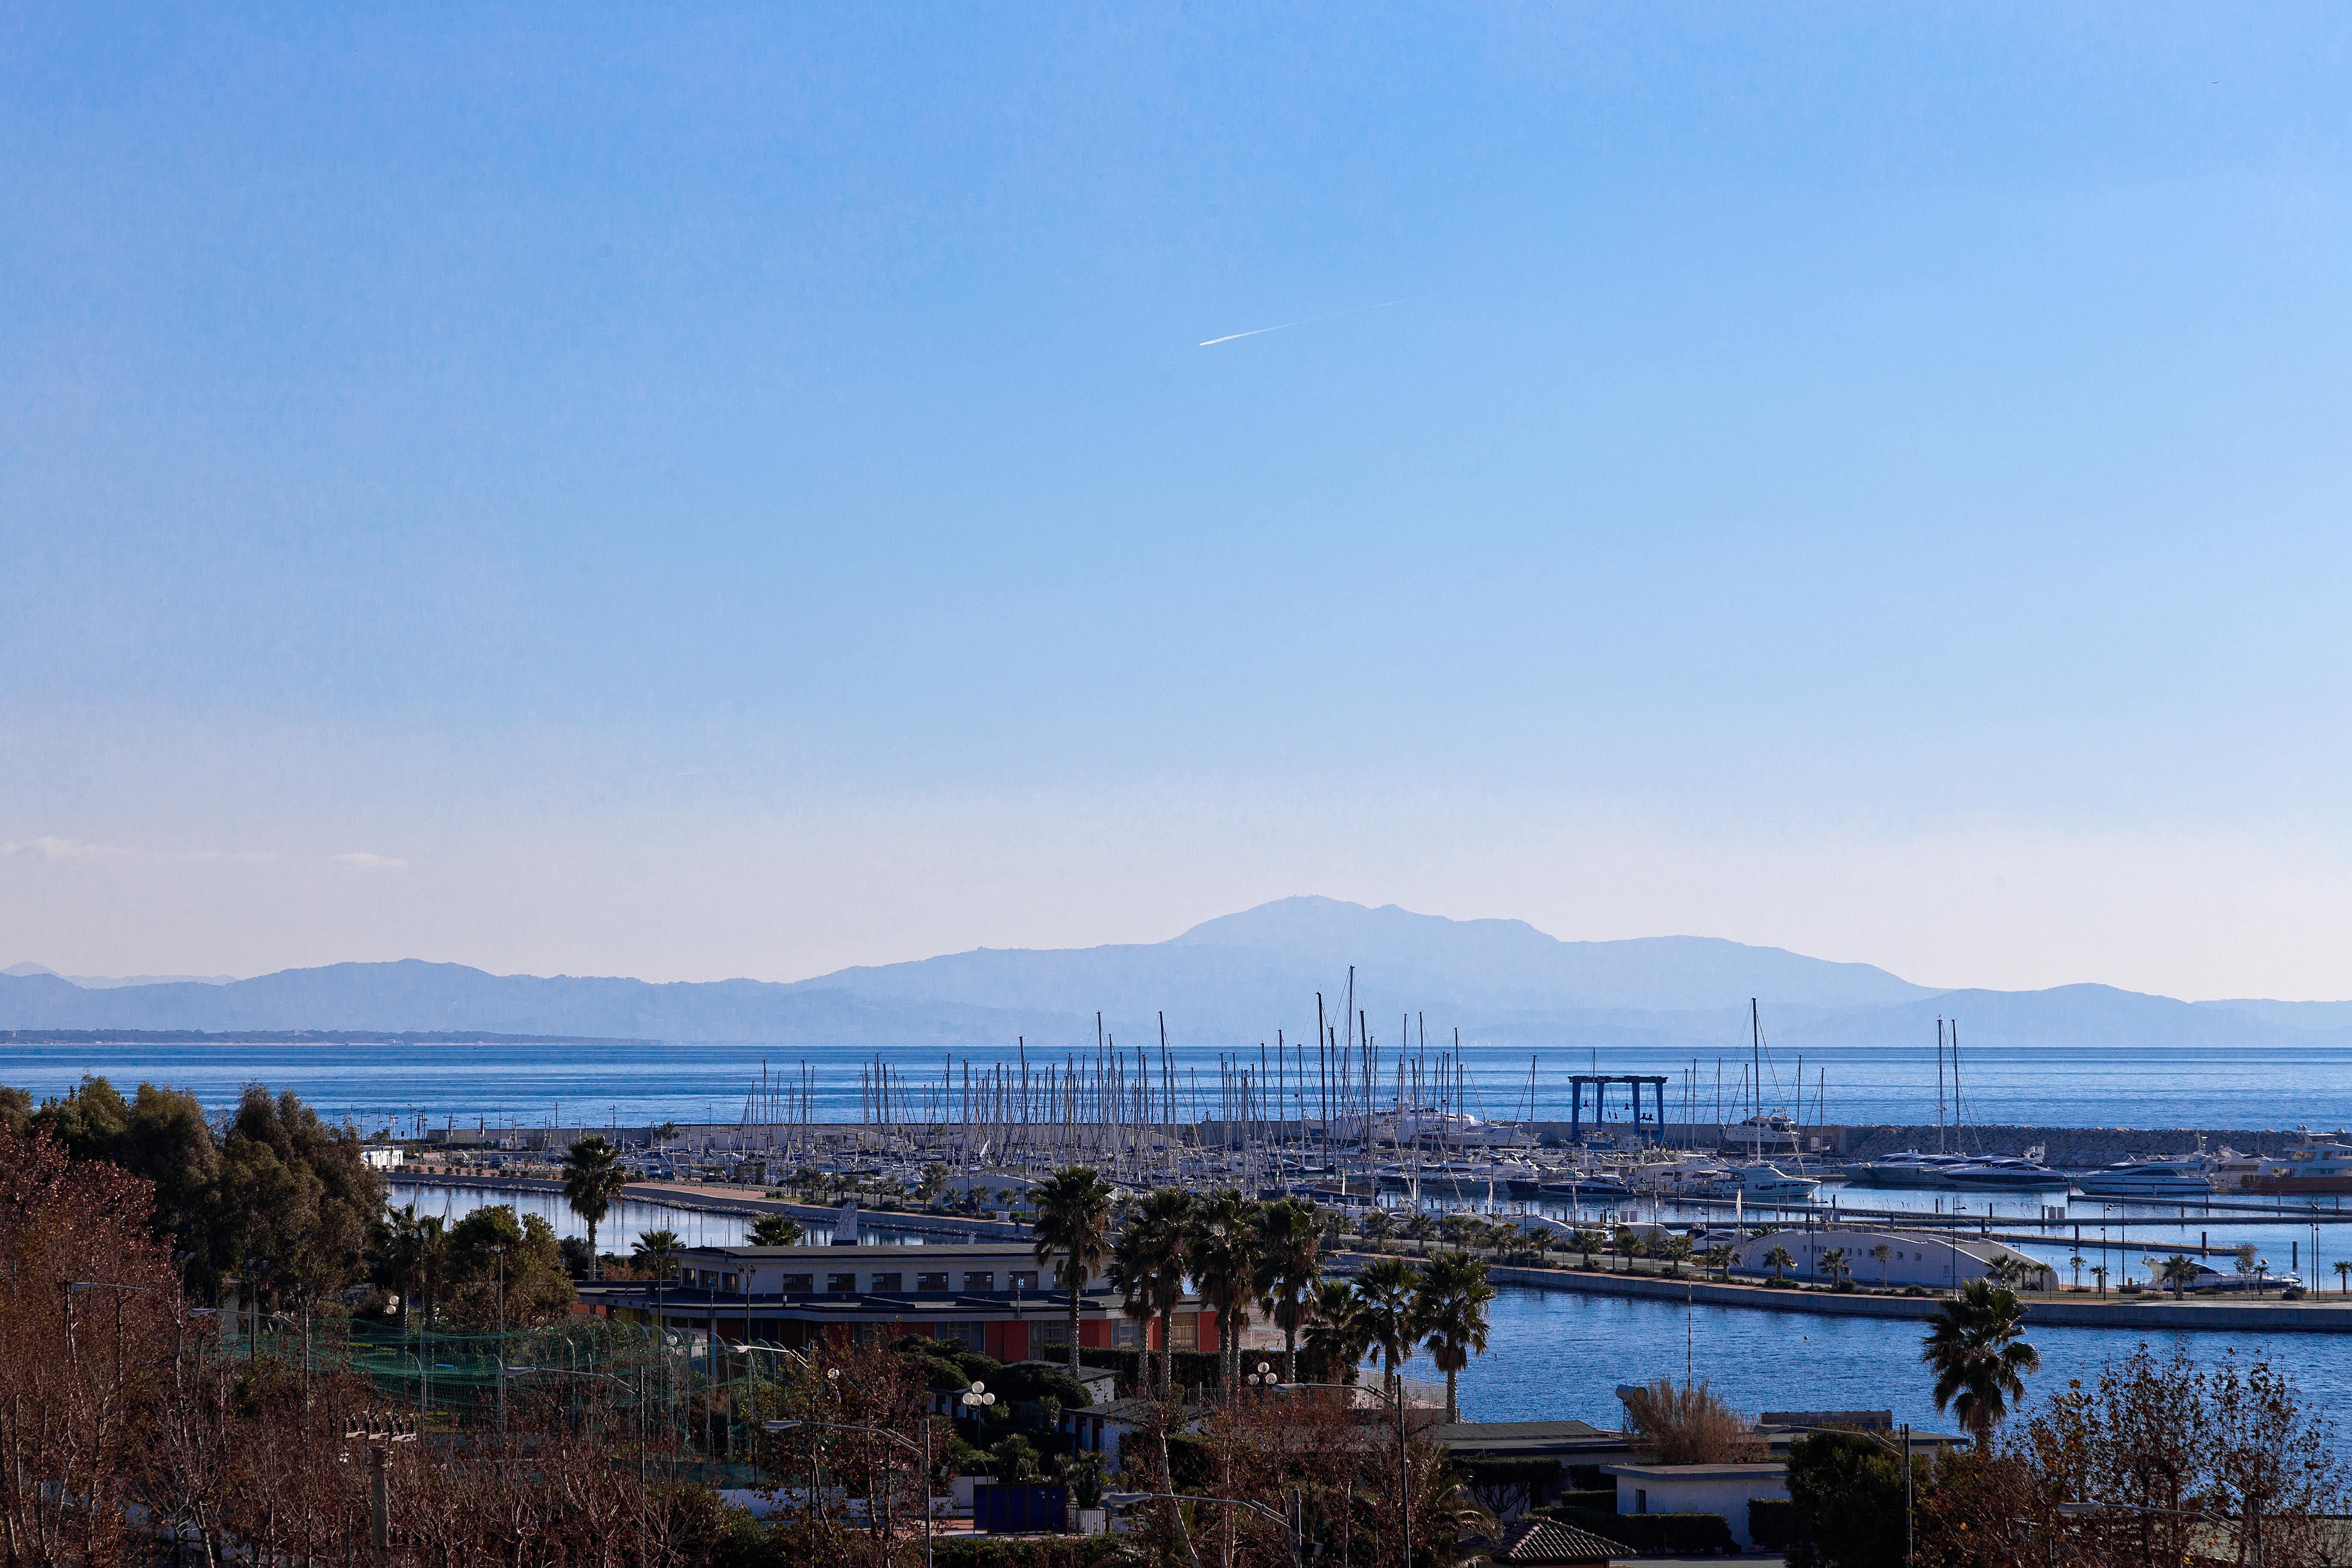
[1325,1252,2352,1332]
[1528,1123,2340,1164]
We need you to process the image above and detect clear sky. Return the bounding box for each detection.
[5,6,2351,997]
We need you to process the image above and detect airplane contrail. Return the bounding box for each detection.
[1198,291,1435,347]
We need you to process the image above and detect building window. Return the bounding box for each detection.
[963,1272,995,1292]
[1172,1314,1198,1351]
[1636,1489,1647,1515]
[917,1272,949,1293]
[1038,1320,1071,1347]
[781,1274,814,1292]
[721,1274,737,1292]
[870,1272,903,1292]
[1009,1271,1038,1290]
[827,1273,856,1294]
[1114,1318,1142,1348]
[940,1322,985,1351]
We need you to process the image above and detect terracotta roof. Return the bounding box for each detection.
[1493,1517,1632,1565]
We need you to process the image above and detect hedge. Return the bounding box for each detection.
[1544,1507,1737,1557]
[1749,1497,1799,1552]
[931,1537,1124,1568]
[1554,1489,1617,1513]
[1078,1346,1223,1396]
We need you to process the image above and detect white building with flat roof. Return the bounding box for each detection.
[1733,1226,2052,1290]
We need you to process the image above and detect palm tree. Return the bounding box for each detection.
[2160,1254,2201,1298]
[1031,1166,1117,1379]
[2336,1260,2352,1295]
[561,1136,630,1280]
[1611,1227,1643,1274]
[1921,1277,2040,1448]
[1354,1257,1424,1406]
[1358,1210,1393,1246]
[2067,1253,2086,1289]
[1660,1234,1694,1277]
[1188,1189,1266,1390]
[633,1228,683,1282]
[1109,1189,1194,1397]
[1415,1251,1494,1424]
[1819,1247,1850,1288]
[1703,1243,1734,1281]
[1871,1243,1893,1289]
[748,1214,804,1246]
[1569,1228,1603,1268]
[1762,1246,1794,1283]
[1256,1197,1323,1384]
[2090,1264,2109,1296]
[1302,1278,1371,1384]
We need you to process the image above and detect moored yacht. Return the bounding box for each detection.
[1847,1151,1972,1188]
[1709,1161,1820,1203]
[1942,1152,2070,1191]
[2075,1155,2221,1198]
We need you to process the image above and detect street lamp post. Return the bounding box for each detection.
[488,1245,506,1439]
[766,1417,936,1568]
[342,1411,420,1561]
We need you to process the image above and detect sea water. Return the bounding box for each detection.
[11,1036,2352,1132]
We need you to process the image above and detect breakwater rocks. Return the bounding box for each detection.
[1328,1252,2352,1332]
[1837,1124,2341,1167]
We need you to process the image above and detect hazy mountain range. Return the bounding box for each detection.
[4,896,2348,1052]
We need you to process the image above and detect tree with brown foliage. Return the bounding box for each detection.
[1620,1378,1763,1465]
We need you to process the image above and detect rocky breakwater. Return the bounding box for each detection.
[1840,1124,2342,1167]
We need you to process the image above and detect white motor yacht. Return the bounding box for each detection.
[1942,1154,2070,1191]
[1847,1151,1973,1188]
[2074,1156,2220,1198]
[1709,1162,1820,1203]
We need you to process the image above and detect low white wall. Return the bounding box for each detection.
[1613,1470,1788,1550]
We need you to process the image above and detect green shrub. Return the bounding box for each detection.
[1554,1488,1616,1512]
[1563,1465,1610,1491]
[1762,1277,1796,1290]
[1785,1432,1917,1568]
[1749,1497,1799,1551]
[1077,1347,1221,1396]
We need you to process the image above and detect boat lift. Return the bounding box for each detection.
[1567,1074,1669,1145]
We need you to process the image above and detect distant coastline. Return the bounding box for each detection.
[0,1028,658,1047]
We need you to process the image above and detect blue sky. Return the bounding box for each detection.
[5,6,2352,994]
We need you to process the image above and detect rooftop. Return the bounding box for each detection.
[1493,1517,1635,1565]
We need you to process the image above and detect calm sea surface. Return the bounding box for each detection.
[9,1037,2352,1133]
